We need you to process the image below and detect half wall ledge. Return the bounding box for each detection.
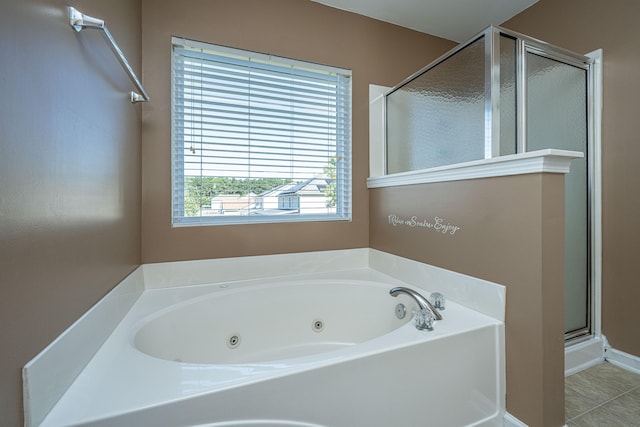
[367,149,583,189]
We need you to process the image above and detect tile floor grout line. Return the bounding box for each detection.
[566,385,640,423]
[565,362,640,424]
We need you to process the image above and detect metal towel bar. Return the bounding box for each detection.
[68,7,150,103]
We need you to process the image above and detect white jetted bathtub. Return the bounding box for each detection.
[33,250,505,427]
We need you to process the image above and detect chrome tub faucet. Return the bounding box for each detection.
[389,287,443,324]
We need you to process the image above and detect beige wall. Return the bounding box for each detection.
[370,173,567,426]
[504,0,640,362]
[140,0,455,263]
[0,0,142,426]
[6,1,632,426]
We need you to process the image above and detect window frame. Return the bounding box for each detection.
[171,37,352,227]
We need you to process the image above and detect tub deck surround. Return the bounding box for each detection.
[141,248,371,290]
[369,249,505,321]
[139,248,505,322]
[22,268,145,427]
[27,249,506,427]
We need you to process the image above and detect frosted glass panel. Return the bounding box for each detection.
[499,35,517,155]
[386,37,485,173]
[526,52,588,334]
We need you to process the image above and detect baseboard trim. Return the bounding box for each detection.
[565,336,605,376]
[504,412,567,427]
[605,340,640,375]
[565,336,640,377]
[504,412,528,426]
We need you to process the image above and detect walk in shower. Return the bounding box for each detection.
[384,26,597,341]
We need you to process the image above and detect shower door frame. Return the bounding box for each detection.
[502,27,602,344]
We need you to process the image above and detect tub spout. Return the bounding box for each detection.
[389,287,443,321]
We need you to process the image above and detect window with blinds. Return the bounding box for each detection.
[171,38,352,226]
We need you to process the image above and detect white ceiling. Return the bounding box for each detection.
[310,0,538,42]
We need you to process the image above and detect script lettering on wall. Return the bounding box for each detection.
[388,214,461,235]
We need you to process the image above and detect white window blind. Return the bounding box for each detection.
[171,37,352,226]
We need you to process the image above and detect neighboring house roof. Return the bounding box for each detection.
[257,183,298,198]
[279,177,332,196]
[255,178,331,199]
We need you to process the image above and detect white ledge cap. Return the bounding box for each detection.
[367,149,584,188]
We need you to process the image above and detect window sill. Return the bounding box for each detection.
[366,149,583,189]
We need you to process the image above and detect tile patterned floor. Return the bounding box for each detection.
[566,362,640,426]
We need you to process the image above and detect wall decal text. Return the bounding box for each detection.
[388,214,461,235]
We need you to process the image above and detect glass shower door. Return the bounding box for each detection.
[525,51,591,339]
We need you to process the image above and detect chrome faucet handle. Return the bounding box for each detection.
[430,292,445,310]
[415,308,435,331]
